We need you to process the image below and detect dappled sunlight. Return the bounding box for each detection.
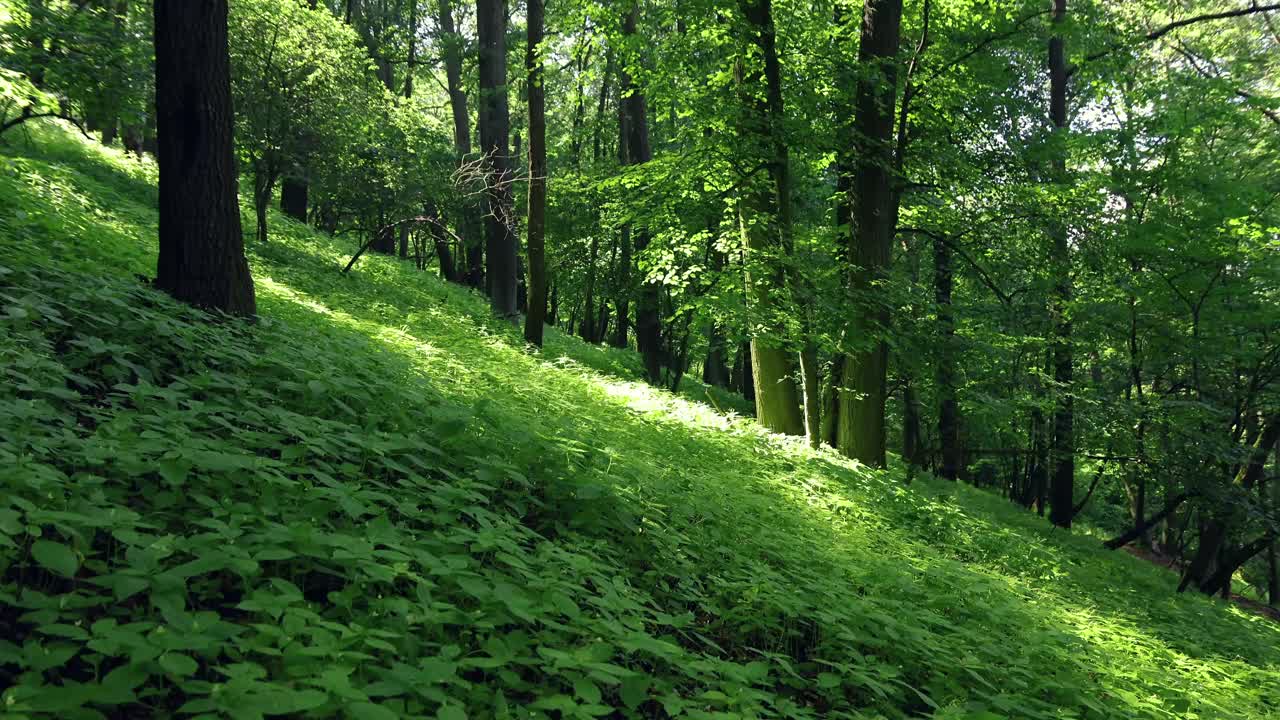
[3,122,1278,719]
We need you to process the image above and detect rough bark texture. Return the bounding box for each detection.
[1047,0,1075,529]
[477,0,518,318]
[153,0,256,317]
[836,0,903,465]
[736,0,804,436]
[523,0,548,346]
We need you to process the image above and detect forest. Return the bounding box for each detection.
[1,0,1279,717]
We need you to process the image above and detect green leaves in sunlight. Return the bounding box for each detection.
[1,123,1277,720]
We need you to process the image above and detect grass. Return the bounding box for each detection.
[1,121,1278,719]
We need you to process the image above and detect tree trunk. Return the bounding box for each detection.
[523,0,548,346]
[1047,0,1075,529]
[153,0,255,316]
[620,3,662,383]
[1104,493,1191,550]
[280,176,308,222]
[935,234,960,479]
[735,0,804,436]
[612,224,631,348]
[477,0,518,317]
[440,0,484,289]
[703,247,731,387]
[252,163,275,244]
[800,344,822,447]
[428,206,458,283]
[836,0,903,465]
[581,235,599,342]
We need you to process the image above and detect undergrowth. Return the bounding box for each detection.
[1,121,1277,719]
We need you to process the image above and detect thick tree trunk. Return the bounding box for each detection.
[477,0,518,317]
[1047,0,1075,529]
[523,0,548,346]
[153,0,255,316]
[836,0,903,465]
[280,176,308,222]
[736,0,804,436]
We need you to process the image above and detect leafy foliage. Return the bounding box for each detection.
[1,120,1278,719]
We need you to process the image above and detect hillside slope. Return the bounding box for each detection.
[1,123,1278,720]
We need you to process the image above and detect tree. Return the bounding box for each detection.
[523,0,548,346]
[476,0,518,318]
[836,0,904,465]
[1046,0,1074,529]
[152,0,255,316]
[735,0,804,436]
[438,0,485,288]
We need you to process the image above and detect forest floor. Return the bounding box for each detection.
[2,121,1279,719]
[1118,545,1280,623]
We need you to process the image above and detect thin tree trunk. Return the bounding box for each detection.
[935,233,960,479]
[1104,493,1191,550]
[523,0,548,346]
[581,235,599,342]
[592,50,613,165]
[440,0,484,288]
[620,3,662,383]
[1047,0,1075,529]
[153,0,255,316]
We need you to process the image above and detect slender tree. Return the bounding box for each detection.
[152,0,256,317]
[524,0,548,345]
[439,0,484,287]
[1047,0,1075,528]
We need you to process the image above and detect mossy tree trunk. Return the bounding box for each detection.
[836,0,903,464]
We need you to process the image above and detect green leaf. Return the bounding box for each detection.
[437,704,467,720]
[349,702,399,720]
[160,653,198,676]
[31,539,78,577]
[619,674,649,710]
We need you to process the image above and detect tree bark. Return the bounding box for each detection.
[620,3,662,383]
[477,0,518,318]
[153,0,256,316]
[836,0,904,465]
[1046,0,1075,529]
[935,233,960,479]
[280,176,308,222]
[581,235,599,342]
[523,0,548,346]
[1104,493,1190,550]
[736,0,804,436]
[440,0,484,288]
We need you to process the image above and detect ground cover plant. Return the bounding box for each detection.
[2,121,1278,719]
